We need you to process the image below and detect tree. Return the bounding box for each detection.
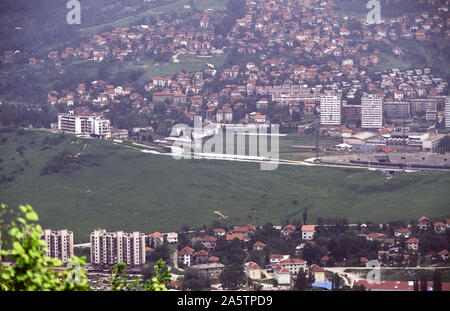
[0,204,90,291]
[182,268,211,291]
[331,273,341,291]
[413,276,419,291]
[420,274,428,291]
[110,259,170,291]
[302,207,308,225]
[219,265,245,290]
[293,268,314,291]
[433,270,442,291]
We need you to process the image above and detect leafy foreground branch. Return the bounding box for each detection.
[0,204,170,291]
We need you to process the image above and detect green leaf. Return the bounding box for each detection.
[12,241,24,254]
[8,227,19,237]
[25,211,39,222]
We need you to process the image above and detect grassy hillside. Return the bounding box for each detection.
[1,128,450,242]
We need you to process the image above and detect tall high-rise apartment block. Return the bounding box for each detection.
[41,229,74,263]
[361,94,383,129]
[320,94,342,125]
[90,230,146,266]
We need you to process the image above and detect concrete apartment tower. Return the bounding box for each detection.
[41,229,74,263]
[445,96,450,129]
[320,94,342,125]
[361,94,383,129]
[90,229,146,267]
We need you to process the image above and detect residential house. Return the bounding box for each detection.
[310,264,326,282]
[213,228,226,237]
[418,216,432,230]
[301,225,316,240]
[164,232,178,244]
[269,254,290,267]
[406,238,419,252]
[279,259,307,276]
[245,262,262,280]
[394,228,411,239]
[194,250,209,264]
[226,234,245,242]
[281,225,296,239]
[179,246,195,267]
[438,250,449,261]
[253,241,266,251]
[434,222,446,233]
[201,236,217,251]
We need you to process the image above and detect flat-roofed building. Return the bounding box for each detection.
[446,97,450,129]
[320,94,342,125]
[90,229,146,267]
[58,111,111,138]
[41,229,74,263]
[361,95,383,129]
[383,101,411,120]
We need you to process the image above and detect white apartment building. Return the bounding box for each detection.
[41,229,74,263]
[361,95,383,129]
[216,109,233,123]
[279,259,308,275]
[320,94,342,125]
[90,230,146,266]
[58,111,111,138]
[446,96,450,129]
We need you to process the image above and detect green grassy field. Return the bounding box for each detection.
[79,0,227,34]
[1,129,450,242]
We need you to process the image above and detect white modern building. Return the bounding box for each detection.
[90,230,146,266]
[165,232,178,244]
[273,266,291,285]
[301,225,316,241]
[446,96,450,129]
[41,229,74,263]
[216,109,233,123]
[361,95,383,129]
[58,111,111,138]
[320,94,342,125]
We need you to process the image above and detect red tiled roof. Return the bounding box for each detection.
[269,254,285,259]
[280,259,306,265]
[311,264,324,272]
[246,262,260,270]
[201,235,217,242]
[226,234,245,241]
[273,266,290,274]
[418,216,431,223]
[406,238,419,244]
[179,246,195,255]
[301,225,315,232]
[395,228,411,233]
[194,250,209,256]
